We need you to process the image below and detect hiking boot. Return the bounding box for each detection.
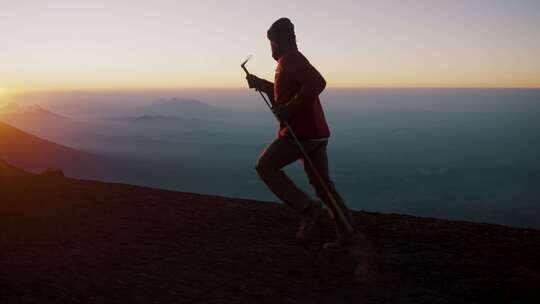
[324,231,371,253]
[323,235,353,252]
[323,229,363,252]
[296,201,322,240]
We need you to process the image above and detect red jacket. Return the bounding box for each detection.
[274,49,330,140]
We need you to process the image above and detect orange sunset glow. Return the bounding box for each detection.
[1,0,539,95]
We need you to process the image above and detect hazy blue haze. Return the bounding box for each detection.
[11,88,540,228]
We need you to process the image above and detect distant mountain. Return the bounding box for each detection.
[119,114,239,132]
[0,102,67,120]
[136,97,271,128]
[0,102,74,141]
[141,98,223,119]
[128,114,203,124]
[0,121,103,178]
[0,102,111,148]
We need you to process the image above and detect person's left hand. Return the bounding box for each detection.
[272,105,291,122]
[246,74,263,91]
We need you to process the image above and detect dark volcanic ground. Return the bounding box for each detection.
[1,161,539,303]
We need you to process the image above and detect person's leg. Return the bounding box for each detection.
[256,137,317,212]
[300,140,355,237]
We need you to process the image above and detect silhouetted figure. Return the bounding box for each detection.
[246,18,357,251]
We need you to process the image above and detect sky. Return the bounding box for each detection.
[1,0,539,99]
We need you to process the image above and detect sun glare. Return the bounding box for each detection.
[0,88,12,107]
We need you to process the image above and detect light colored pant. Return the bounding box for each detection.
[255,136,354,236]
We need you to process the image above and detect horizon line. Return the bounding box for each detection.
[10,85,540,95]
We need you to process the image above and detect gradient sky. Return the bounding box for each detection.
[1,0,539,97]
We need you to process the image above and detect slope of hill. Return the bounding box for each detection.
[0,157,30,183]
[0,122,103,177]
[1,161,539,303]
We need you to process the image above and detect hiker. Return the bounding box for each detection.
[246,17,357,251]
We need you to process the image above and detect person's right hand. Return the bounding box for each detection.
[246,74,263,91]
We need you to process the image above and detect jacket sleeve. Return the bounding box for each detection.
[282,56,326,118]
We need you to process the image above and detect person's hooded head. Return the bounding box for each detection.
[267,17,297,61]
